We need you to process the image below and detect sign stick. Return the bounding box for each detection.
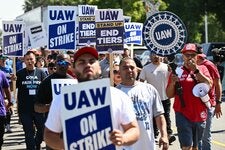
[12,58,17,109]
[109,53,114,86]
[130,44,134,58]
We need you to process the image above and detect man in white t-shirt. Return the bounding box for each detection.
[44,46,140,150]
[117,57,169,150]
[139,52,176,144]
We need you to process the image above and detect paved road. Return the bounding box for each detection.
[2,101,225,150]
[2,109,46,150]
[165,100,225,150]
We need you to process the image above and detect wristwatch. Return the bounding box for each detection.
[216,100,222,105]
[194,69,199,74]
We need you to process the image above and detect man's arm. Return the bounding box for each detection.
[34,80,51,113]
[34,90,47,113]
[214,78,223,118]
[155,114,169,149]
[44,127,64,150]
[166,74,178,98]
[44,94,63,149]
[110,120,139,146]
[4,86,13,106]
[34,103,50,113]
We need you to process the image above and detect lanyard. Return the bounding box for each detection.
[183,66,198,84]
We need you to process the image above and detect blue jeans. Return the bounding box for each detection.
[19,112,45,150]
[176,112,206,148]
[199,107,215,150]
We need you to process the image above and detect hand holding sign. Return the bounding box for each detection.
[110,129,126,146]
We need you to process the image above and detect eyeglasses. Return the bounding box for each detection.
[113,70,119,74]
[184,53,197,58]
[49,67,56,70]
[56,60,70,66]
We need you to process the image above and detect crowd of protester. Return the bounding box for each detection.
[0,43,223,150]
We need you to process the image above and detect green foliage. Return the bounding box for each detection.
[22,0,225,43]
[124,1,146,23]
[200,14,225,42]
[163,0,225,43]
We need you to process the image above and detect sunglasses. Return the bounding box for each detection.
[56,60,70,66]
[184,53,197,58]
[113,70,119,74]
[49,67,56,70]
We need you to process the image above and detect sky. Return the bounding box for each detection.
[0,0,25,30]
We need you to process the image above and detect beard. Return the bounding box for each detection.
[75,72,101,82]
[124,73,137,82]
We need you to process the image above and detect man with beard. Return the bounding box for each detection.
[117,57,169,150]
[34,53,74,149]
[35,53,74,114]
[44,46,140,150]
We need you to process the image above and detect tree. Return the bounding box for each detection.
[22,0,225,43]
[23,0,147,23]
[163,0,225,43]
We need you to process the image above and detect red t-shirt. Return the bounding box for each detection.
[200,59,220,106]
[167,65,211,122]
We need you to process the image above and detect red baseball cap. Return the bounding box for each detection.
[74,46,98,62]
[181,43,198,53]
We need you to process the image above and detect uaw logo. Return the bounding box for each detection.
[143,11,187,56]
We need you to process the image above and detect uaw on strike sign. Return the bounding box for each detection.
[61,79,116,150]
[47,6,76,50]
[124,22,143,45]
[2,21,25,56]
[143,11,187,56]
[51,79,78,100]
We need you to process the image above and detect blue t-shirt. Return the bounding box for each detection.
[0,66,13,82]
[0,70,10,116]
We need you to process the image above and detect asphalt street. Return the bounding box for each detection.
[2,101,225,150]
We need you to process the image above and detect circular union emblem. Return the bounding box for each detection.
[200,111,207,119]
[143,11,187,56]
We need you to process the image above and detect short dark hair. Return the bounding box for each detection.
[24,51,36,57]
[48,62,56,68]
[36,56,45,62]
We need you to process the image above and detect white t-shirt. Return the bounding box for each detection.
[139,62,169,100]
[117,82,164,150]
[45,86,136,150]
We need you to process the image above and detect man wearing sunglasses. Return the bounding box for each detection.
[47,62,56,75]
[34,53,75,150]
[166,43,212,150]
